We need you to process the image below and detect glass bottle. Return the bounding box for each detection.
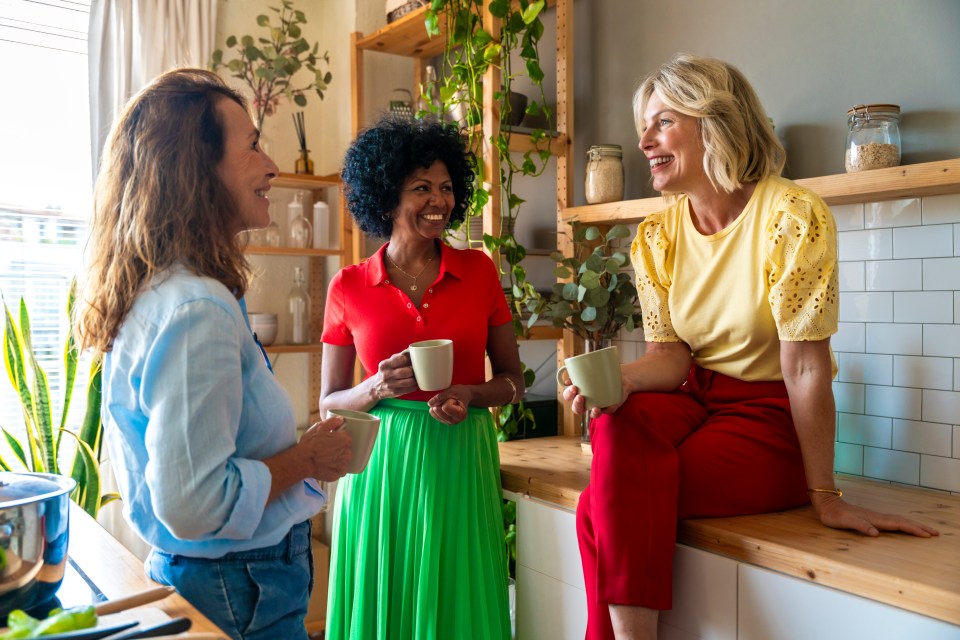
[287,267,310,345]
[845,104,901,173]
[312,200,330,249]
[585,144,624,204]
[295,149,314,175]
[288,191,312,248]
[263,200,281,247]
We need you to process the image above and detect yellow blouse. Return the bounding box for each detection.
[630,175,838,381]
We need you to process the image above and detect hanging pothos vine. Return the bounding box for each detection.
[424,0,552,440]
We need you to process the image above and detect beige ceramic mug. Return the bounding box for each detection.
[406,339,454,391]
[556,345,623,410]
[327,409,381,474]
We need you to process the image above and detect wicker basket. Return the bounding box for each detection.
[386,0,428,23]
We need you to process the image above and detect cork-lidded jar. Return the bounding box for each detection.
[585,144,624,204]
[845,104,901,172]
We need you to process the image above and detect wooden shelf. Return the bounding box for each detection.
[562,157,960,226]
[272,173,340,191]
[356,1,556,59]
[355,5,447,58]
[246,246,342,257]
[264,343,324,354]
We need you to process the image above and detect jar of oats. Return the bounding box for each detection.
[845,104,901,172]
[585,144,624,204]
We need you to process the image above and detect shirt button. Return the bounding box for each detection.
[428,288,433,293]
[416,316,422,321]
[423,303,429,308]
[385,279,390,284]
[406,303,412,308]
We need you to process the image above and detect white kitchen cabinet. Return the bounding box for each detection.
[738,564,960,640]
[660,545,738,640]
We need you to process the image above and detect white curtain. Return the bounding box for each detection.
[86,0,219,558]
[88,0,219,174]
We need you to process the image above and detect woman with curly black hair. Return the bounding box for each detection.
[321,116,522,639]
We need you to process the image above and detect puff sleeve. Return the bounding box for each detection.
[631,214,681,343]
[765,187,839,341]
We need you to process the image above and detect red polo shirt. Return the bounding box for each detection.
[322,242,512,401]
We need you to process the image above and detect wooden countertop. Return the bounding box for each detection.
[67,502,226,634]
[499,436,960,626]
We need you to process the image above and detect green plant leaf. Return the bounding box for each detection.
[581,307,598,322]
[521,0,545,24]
[1,426,27,469]
[256,14,269,27]
[60,429,100,518]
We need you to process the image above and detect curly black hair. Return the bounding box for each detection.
[340,116,476,238]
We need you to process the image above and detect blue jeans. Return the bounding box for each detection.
[146,521,313,640]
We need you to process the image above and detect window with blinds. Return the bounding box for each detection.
[0,0,93,454]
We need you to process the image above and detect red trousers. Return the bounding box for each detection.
[576,366,810,639]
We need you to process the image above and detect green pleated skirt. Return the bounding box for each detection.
[326,399,510,640]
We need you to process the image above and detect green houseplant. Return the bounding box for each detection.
[425,0,553,442]
[210,0,332,131]
[529,223,643,348]
[1,282,116,518]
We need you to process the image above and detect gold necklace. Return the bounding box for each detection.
[387,251,435,292]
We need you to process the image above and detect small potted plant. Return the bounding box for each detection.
[527,223,643,442]
[528,222,642,350]
[210,1,332,133]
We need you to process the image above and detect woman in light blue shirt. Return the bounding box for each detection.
[75,68,352,640]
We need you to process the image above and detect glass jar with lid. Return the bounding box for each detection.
[845,104,901,172]
[585,144,624,204]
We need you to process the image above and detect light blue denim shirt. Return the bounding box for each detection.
[102,265,325,558]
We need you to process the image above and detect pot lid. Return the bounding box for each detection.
[0,472,76,507]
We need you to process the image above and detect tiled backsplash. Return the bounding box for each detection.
[614,192,960,495]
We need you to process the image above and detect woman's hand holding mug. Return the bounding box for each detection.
[371,350,418,400]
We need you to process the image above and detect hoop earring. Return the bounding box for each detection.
[381,214,390,221]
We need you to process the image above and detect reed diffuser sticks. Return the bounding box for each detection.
[293,112,308,152]
[292,111,314,174]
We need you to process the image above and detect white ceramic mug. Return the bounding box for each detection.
[327,409,381,474]
[406,339,454,391]
[556,345,623,410]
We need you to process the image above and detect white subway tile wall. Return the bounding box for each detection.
[611,194,960,495]
[835,195,959,494]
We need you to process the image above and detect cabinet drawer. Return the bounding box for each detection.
[516,496,584,589]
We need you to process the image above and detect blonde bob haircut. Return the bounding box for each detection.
[76,68,253,355]
[633,53,785,195]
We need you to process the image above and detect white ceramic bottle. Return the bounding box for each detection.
[312,200,330,249]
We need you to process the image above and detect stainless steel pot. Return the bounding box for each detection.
[0,472,76,619]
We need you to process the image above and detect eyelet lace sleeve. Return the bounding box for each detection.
[631,214,681,342]
[765,187,839,341]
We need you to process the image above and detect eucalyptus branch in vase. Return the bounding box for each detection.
[210,0,332,132]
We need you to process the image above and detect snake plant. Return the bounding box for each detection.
[1,280,117,517]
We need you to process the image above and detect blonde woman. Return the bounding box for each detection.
[563,54,939,640]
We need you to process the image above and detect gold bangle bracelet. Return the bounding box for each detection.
[807,487,842,497]
[501,376,518,405]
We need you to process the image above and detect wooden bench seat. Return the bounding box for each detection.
[499,435,960,627]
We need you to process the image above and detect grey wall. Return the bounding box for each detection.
[574,0,960,202]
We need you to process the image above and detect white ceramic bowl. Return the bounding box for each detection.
[248,312,278,346]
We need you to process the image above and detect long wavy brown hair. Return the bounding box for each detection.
[76,68,253,355]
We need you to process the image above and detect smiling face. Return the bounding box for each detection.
[638,90,707,195]
[390,161,455,243]
[214,97,279,233]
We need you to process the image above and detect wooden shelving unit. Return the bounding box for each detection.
[256,172,346,425]
[350,1,576,435]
